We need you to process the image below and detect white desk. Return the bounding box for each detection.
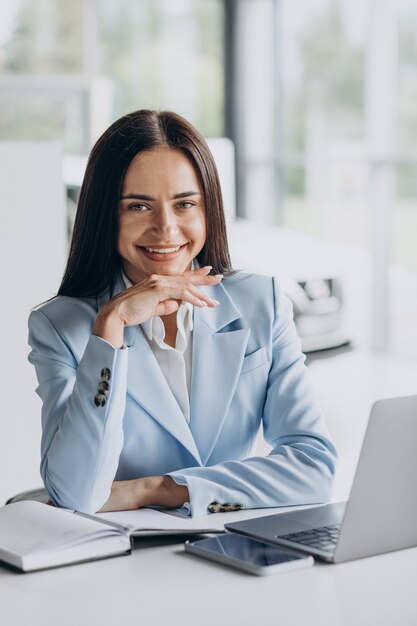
[1,534,416,626]
[1,348,417,626]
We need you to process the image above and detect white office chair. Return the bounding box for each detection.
[6,488,50,506]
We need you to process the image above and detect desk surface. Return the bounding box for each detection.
[1,535,417,626]
[2,348,417,626]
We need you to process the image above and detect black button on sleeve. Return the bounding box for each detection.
[94,393,107,407]
[97,381,110,395]
[207,502,244,513]
[100,367,111,381]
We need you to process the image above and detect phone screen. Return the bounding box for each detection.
[186,533,310,572]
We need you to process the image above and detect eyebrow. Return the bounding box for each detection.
[119,191,202,201]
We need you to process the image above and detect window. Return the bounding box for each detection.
[0,0,225,153]
[279,0,368,246]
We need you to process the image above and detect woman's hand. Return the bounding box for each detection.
[98,476,190,513]
[93,265,222,348]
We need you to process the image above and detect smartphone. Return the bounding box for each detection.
[184,533,314,576]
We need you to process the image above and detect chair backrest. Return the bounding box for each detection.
[6,488,50,505]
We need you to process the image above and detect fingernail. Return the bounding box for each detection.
[199,300,208,307]
[203,265,212,270]
[212,299,220,306]
[214,274,223,279]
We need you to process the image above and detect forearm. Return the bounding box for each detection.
[30,311,128,512]
[99,476,190,513]
[169,436,337,517]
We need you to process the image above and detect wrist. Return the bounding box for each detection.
[159,476,189,508]
[93,304,125,349]
[140,476,189,508]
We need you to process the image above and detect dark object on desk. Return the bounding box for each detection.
[185,534,313,576]
[304,341,353,365]
[226,394,417,563]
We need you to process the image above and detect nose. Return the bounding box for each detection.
[151,206,179,237]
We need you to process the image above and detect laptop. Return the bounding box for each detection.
[226,395,417,563]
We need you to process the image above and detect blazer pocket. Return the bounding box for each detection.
[240,346,269,374]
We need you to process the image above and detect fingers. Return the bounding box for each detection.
[185,265,224,286]
[184,286,220,308]
[154,284,218,309]
[186,268,222,307]
[113,268,223,327]
[189,265,212,275]
[180,289,213,308]
[154,300,180,317]
[147,267,222,308]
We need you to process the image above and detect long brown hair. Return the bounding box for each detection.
[58,110,232,297]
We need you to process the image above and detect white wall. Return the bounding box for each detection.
[0,142,67,505]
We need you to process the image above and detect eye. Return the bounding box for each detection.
[128,203,150,212]
[176,201,195,209]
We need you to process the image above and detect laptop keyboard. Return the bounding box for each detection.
[279,523,342,553]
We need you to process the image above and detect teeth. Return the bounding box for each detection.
[145,246,181,254]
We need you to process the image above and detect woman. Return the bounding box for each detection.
[28,109,337,516]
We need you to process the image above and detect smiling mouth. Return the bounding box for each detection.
[136,243,189,258]
[144,245,182,254]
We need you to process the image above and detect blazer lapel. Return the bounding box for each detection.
[190,282,250,464]
[126,326,202,465]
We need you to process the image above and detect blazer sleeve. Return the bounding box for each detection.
[28,308,128,513]
[168,276,338,517]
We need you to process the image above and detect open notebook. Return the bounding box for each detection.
[0,501,226,572]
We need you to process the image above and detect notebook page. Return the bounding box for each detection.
[0,501,118,556]
[96,507,226,533]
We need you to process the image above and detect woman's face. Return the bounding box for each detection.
[117,148,206,284]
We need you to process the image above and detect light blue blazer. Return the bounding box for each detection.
[28,271,337,515]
